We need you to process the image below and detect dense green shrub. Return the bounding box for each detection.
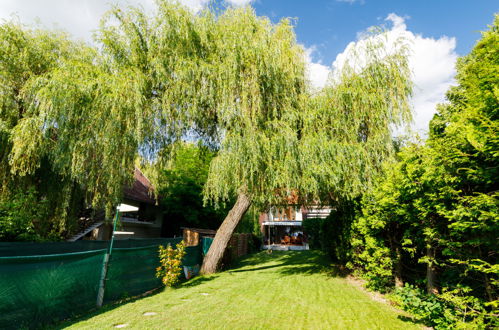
[393,284,495,329]
[303,202,356,264]
[344,15,499,328]
[0,187,53,241]
[327,201,356,264]
[247,233,263,253]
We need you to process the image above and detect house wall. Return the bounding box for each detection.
[89,200,163,240]
[259,205,331,245]
[121,198,162,227]
[90,221,162,240]
[114,223,162,240]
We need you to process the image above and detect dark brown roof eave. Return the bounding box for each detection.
[123,168,157,205]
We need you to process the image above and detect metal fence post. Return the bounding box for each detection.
[96,209,119,308]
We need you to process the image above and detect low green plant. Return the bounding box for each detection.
[394,284,448,328]
[156,241,186,287]
[393,284,495,329]
[438,287,497,329]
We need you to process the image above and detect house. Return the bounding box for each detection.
[69,168,163,241]
[112,168,163,239]
[259,205,331,251]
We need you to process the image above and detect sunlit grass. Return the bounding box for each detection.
[62,251,420,329]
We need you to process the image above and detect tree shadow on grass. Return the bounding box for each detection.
[229,263,284,273]
[228,250,348,278]
[52,274,218,329]
[51,286,166,330]
[181,274,219,288]
[397,315,428,328]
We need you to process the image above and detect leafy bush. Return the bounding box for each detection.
[247,233,263,253]
[156,241,186,287]
[0,187,51,241]
[394,284,449,328]
[394,284,495,329]
[326,202,356,264]
[350,238,394,292]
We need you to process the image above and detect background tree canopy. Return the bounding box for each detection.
[155,142,228,235]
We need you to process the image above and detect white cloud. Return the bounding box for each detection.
[304,46,331,91]
[225,0,255,6]
[331,13,457,135]
[179,0,211,12]
[386,12,406,29]
[336,0,365,4]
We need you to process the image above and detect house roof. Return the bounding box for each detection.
[123,168,156,205]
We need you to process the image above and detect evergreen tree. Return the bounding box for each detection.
[349,15,498,328]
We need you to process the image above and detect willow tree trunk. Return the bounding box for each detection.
[200,192,251,274]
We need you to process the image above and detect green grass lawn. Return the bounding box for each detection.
[61,251,420,329]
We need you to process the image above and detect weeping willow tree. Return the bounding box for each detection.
[2,1,207,229]
[0,6,169,240]
[2,1,412,263]
[3,25,151,226]
[0,22,98,239]
[201,25,413,273]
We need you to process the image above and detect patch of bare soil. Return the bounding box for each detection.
[345,275,391,305]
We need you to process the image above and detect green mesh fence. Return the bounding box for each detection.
[183,245,203,266]
[202,237,214,255]
[0,238,183,257]
[104,246,162,303]
[0,249,105,329]
[0,238,200,329]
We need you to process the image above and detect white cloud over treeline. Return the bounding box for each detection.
[306,13,457,134]
[304,46,330,90]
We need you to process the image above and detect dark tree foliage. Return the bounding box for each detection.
[157,143,228,236]
[303,199,357,264]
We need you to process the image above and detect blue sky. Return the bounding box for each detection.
[0,0,497,134]
[251,0,497,63]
